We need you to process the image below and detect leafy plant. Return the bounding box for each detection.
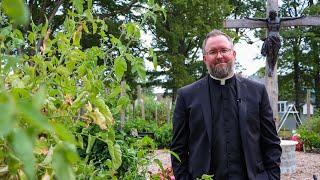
[154,124,172,148]
[0,0,165,179]
[278,130,292,140]
[297,114,320,150]
[124,118,158,134]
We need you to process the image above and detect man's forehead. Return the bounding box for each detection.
[207,35,229,42]
[205,36,232,48]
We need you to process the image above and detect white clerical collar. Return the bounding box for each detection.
[209,73,235,85]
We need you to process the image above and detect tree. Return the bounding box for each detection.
[303,1,320,107]
[147,0,233,100]
[278,0,320,109]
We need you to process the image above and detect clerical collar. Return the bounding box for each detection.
[209,73,235,85]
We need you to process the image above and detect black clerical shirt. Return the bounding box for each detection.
[208,75,248,180]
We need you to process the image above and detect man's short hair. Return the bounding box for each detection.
[202,29,234,54]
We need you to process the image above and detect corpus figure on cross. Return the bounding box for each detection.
[247,10,302,77]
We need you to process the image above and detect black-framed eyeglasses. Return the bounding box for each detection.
[205,48,232,57]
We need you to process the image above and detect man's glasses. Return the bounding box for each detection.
[205,48,232,57]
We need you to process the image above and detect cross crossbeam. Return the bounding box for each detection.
[224,16,320,28]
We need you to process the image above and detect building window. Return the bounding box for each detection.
[278,101,287,113]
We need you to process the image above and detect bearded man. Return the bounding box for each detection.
[171,29,282,180]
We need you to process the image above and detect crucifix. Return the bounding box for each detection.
[224,0,320,124]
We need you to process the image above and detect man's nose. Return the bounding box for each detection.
[216,51,224,58]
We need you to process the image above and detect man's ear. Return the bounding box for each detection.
[232,50,236,59]
[203,55,207,62]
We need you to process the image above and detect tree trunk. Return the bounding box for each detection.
[309,0,314,6]
[312,39,320,108]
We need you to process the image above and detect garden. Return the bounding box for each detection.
[1,0,320,180]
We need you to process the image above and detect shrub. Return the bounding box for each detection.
[297,114,320,150]
[123,119,173,149]
[123,118,157,134]
[278,130,292,140]
[154,124,172,148]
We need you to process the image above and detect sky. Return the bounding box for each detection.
[233,31,265,76]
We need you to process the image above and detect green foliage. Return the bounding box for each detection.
[11,130,36,180]
[124,118,172,149]
[114,57,127,82]
[135,136,157,150]
[124,118,158,133]
[297,114,320,150]
[148,0,233,98]
[1,0,29,25]
[0,0,165,179]
[277,2,320,107]
[154,124,172,148]
[278,130,292,140]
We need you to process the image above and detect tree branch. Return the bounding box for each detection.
[101,0,139,19]
[48,0,64,26]
[37,0,64,53]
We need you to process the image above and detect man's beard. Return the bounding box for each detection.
[207,60,234,79]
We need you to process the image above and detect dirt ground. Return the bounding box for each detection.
[148,150,320,180]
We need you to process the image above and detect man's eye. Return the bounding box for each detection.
[221,49,228,53]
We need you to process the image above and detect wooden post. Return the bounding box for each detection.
[137,85,145,120]
[127,103,133,121]
[155,104,158,125]
[166,97,171,124]
[267,0,278,13]
[307,89,311,118]
[120,81,126,129]
[265,0,279,123]
[265,60,279,123]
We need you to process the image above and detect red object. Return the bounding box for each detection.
[151,167,175,180]
[291,134,303,151]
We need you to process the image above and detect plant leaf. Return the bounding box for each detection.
[17,100,52,131]
[153,158,164,173]
[91,98,114,126]
[11,130,36,180]
[0,93,15,137]
[51,122,77,145]
[1,0,30,25]
[72,0,83,14]
[153,53,158,70]
[90,108,107,130]
[114,57,127,82]
[106,140,122,171]
[52,148,75,180]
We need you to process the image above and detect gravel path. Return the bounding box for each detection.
[148,150,320,180]
[282,151,320,180]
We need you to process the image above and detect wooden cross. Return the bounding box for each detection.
[224,0,320,123]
